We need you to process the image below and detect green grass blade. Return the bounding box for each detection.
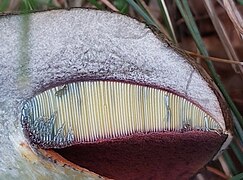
[230,142,243,165]
[230,172,243,180]
[24,0,38,11]
[114,0,129,14]
[20,0,38,12]
[232,112,243,143]
[0,0,9,12]
[223,151,239,175]
[236,0,243,5]
[135,0,152,18]
[87,0,104,10]
[125,0,156,27]
[157,0,177,43]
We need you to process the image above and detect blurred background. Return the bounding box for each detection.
[0,0,242,179]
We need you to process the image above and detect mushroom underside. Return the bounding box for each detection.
[21,81,227,179]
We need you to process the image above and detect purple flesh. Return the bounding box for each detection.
[54,131,227,180]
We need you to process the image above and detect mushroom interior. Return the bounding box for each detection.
[21,80,225,179]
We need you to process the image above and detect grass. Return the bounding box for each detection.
[1,0,242,179]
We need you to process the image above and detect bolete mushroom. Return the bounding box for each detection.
[0,8,232,180]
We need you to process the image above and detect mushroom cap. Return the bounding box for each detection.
[0,8,232,179]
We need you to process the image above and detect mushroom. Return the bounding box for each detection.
[0,9,232,180]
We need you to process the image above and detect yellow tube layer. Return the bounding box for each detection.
[27,81,222,143]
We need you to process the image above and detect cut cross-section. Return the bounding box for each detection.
[21,81,222,149]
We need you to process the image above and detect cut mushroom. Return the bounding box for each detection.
[0,8,232,180]
[22,81,223,148]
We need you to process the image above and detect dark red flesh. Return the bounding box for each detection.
[54,131,227,180]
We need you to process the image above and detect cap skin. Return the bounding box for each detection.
[0,8,232,179]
